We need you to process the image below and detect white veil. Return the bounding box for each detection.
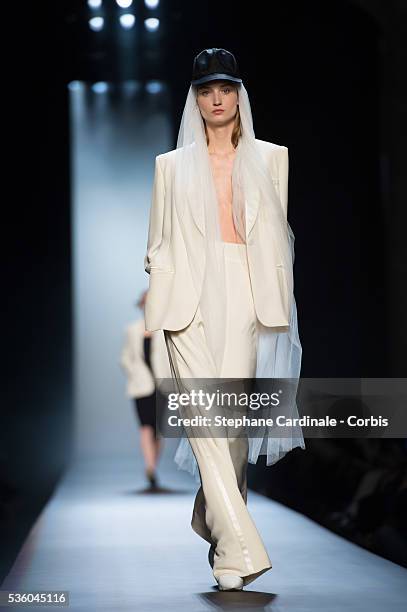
[170,82,305,482]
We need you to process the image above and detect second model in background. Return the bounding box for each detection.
[120,289,171,490]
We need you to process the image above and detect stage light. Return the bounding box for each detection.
[116,0,133,7]
[144,17,159,32]
[145,0,159,8]
[145,81,163,94]
[92,82,109,94]
[89,16,104,31]
[119,13,135,29]
[68,81,83,92]
[88,0,103,9]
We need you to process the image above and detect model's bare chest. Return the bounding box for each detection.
[209,154,235,208]
[209,152,243,243]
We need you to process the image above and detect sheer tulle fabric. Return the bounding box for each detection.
[170,83,305,482]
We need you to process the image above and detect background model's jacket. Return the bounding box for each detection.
[120,318,171,398]
[143,138,291,333]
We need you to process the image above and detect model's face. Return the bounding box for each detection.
[196,80,239,127]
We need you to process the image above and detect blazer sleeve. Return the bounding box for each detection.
[144,155,166,274]
[277,146,289,220]
[120,327,135,376]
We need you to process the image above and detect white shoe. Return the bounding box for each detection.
[216,574,244,591]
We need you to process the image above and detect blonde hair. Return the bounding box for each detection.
[231,104,242,148]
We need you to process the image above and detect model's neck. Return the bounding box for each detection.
[206,123,235,155]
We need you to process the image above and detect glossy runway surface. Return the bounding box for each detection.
[2,446,407,611]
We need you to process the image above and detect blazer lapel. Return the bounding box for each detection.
[245,185,261,238]
[188,189,205,236]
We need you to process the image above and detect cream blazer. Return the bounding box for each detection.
[120,318,171,399]
[143,138,291,333]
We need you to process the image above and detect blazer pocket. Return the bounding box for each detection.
[276,265,289,309]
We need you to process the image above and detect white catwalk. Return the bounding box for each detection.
[2,448,407,611]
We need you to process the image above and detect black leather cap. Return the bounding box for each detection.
[191,48,242,86]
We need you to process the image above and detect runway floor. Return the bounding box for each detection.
[2,443,407,611]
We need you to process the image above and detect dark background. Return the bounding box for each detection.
[2,0,406,580]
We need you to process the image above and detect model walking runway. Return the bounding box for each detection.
[143,46,305,590]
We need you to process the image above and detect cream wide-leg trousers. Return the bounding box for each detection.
[164,242,272,587]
